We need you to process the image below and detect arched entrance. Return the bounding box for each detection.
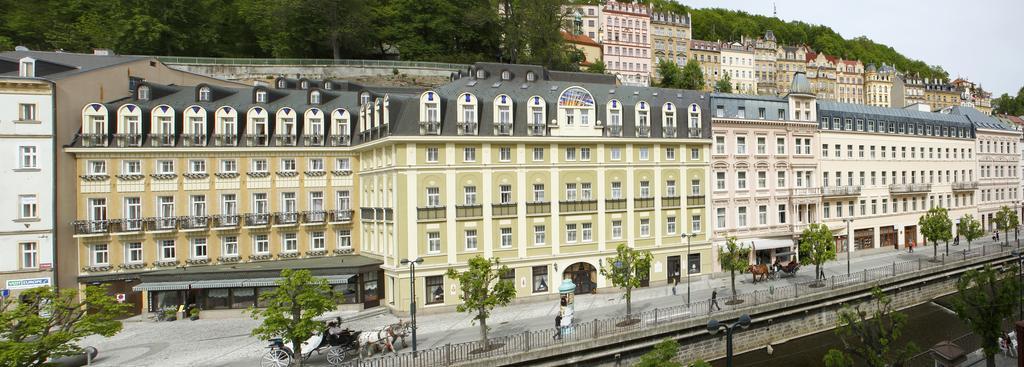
[563,262,597,295]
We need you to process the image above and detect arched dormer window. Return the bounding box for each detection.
[183,106,208,146]
[323,82,332,90]
[214,106,238,146]
[310,91,321,105]
[150,105,175,146]
[82,103,109,147]
[360,92,371,106]
[304,108,324,146]
[557,86,595,129]
[255,89,268,103]
[457,93,478,135]
[662,102,676,137]
[137,86,150,101]
[300,80,308,89]
[501,70,511,81]
[331,109,351,146]
[277,79,287,89]
[635,101,650,137]
[475,69,486,79]
[526,71,536,82]
[687,104,702,138]
[606,100,622,137]
[18,57,35,78]
[527,96,546,136]
[419,91,440,135]
[198,86,211,102]
[493,94,513,135]
[275,107,297,146]
[246,107,269,146]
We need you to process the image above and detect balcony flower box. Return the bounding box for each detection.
[154,260,179,267]
[217,256,241,263]
[278,252,300,259]
[246,172,270,178]
[119,262,148,270]
[186,258,211,265]
[304,171,327,177]
[334,248,354,255]
[116,174,145,181]
[276,171,299,178]
[184,173,209,179]
[249,254,273,261]
[150,173,178,180]
[82,265,112,272]
[80,174,110,182]
[214,172,240,179]
[306,250,327,257]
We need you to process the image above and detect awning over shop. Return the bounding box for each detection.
[132,274,356,292]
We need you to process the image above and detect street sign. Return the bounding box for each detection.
[5,277,50,290]
[1,289,9,298]
[39,262,52,270]
[115,293,126,303]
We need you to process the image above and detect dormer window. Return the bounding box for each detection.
[198,87,211,102]
[360,92,371,106]
[277,80,286,89]
[688,104,702,138]
[323,82,332,90]
[138,86,150,101]
[419,91,441,135]
[458,93,479,136]
[526,71,536,82]
[662,103,676,137]
[501,70,511,80]
[557,87,595,129]
[255,90,267,103]
[310,91,321,104]
[19,58,34,77]
[300,80,308,89]
[476,69,486,79]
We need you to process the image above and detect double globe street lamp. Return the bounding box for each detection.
[707,314,752,367]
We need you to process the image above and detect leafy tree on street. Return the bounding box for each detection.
[679,59,705,90]
[715,73,733,93]
[823,288,918,367]
[717,236,750,300]
[994,205,1019,247]
[959,214,984,250]
[600,244,653,322]
[0,285,131,367]
[655,59,683,88]
[636,338,682,367]
[951,265,1021,367]
[249,269,338,367]
[445,256,516,351]
[800,223,837,285]
[586,59,606,74]
[919,207,953,261]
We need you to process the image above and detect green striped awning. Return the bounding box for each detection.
[133,274,356,292]
[132,281,193,292]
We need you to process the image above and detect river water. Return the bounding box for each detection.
[712,295,974,367]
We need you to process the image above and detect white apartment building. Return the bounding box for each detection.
[720,42,756,94]
[951,107,1022,231]
[601,1,651,86]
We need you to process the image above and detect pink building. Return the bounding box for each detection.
[601,1,650,86]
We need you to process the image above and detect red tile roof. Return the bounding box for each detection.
[561,32,600,48]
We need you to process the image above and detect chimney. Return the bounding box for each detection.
[93,49,114,56]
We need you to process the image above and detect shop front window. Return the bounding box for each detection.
[204,288,230,309]
[153,290,182,311]
[334,283,359,304]
[362,272,380,303]
[231,288,256,308]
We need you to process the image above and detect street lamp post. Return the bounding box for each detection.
[400,257,424,356]
[707,314,752,367]
[681,232,694,306]
[844,218,853,276]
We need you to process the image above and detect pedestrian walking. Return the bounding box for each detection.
[908,240,914,253]
[553,314,562,340]
[710,289,721,312]
[672,278,678,296]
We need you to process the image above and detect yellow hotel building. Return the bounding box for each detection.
[68,63,713,314]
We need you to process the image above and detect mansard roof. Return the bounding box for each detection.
[949,106,1019,132]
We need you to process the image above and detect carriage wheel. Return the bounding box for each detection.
[326,346,346,366]
[260,349,291,367]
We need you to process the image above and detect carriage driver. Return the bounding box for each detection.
[328,317,345,336]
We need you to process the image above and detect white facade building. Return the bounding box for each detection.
[720,42,756,94]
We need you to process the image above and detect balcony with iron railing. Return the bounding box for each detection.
[151,133,175,147]
[113,218,144,233]
[329,209,354,223]
[528,123,546,137]
[559,200,598,213]
[688,128,702,138]
[214,214,240,228]
[73,220,109,235]
[605,198,627,211]
[686,195,706,207]
[214,134,238,146]
[328,134,351,147]
[790,187,823,197]
[952,181,979,191]
[275,134,297,146]
[245,134,269,146]
[663,125,677,138]
[274,212,299,225]
[417,206,446,220]
[526,201,550,215]
[115,133,143,147]
[634,197,655,209]
[244,213,270,226]
[179,216,209,230]
[492,203,517,217]
[152,216,178,231]
[606,125,623,137]
[889,183,932,194]
[181,134,208,147]
[457,122,479,136]
[495,122,512,136]
[637,125,651,137]
[80,133,108,147]
[456,205,483,218]
[303,134,325,146]
[419,121,441,135]
[662,196,681,207]
[303,210,326,223]
[822,185,862,197]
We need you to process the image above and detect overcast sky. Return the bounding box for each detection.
[680,0,1023,96]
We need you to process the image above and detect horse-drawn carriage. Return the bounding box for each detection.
[747,252,800,283]
[260,317,412,367]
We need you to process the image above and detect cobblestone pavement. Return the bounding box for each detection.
[80,237,1011,366]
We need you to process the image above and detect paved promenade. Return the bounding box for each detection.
[80,237,1012,367]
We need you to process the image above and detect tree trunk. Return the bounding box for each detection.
[292,304,303,367]
[625,288,632,319]
[1005,230,1010,247]
[730,270,737,297]
[479,313,489,350]
[933,240,938,261]
[986,353,995,367]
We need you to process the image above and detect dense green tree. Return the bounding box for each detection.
[994,205,1020,247]
[715,73,733,93]
[600,244,653,321]
[993,87,1024,116]
[248,269,339,367]
[799,223,837,285]
[823,288,918,367]
[655,59,683,88]
[951,265,1021,367]
[679,59,705,90]
[960,214,984,250]
[636,338,683,367]
[717,236,750,299]
[445,256,516,351]
[919,207,953,261]
[586,59,607,74]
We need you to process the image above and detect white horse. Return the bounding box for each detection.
[357,324,397,358]
[388,320,412,349]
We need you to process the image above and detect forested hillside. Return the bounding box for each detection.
[0,0,947,79]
